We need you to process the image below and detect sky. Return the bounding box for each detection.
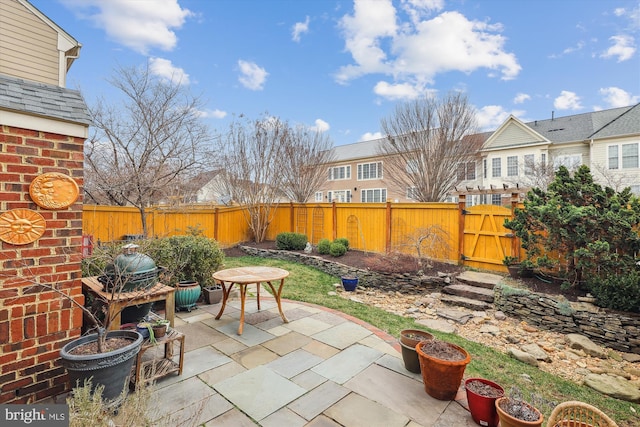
[31,0,640,147]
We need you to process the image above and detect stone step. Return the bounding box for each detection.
[442,283,494,303]
[440,294,492,311]
[455,271,504,290]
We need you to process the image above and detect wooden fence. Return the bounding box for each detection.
[83,201,519,272]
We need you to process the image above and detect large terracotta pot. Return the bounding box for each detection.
[416,340,471,400]
[465,378,504,427]
[399,329,434,373]
[495,397,544,427]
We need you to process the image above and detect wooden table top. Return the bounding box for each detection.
[212,266,289,284]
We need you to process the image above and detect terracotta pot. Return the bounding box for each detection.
[465,378,504,427]
[495,397,543,427]
[399,329,434,373]
[416,340,471,400]
[152,324,167,338]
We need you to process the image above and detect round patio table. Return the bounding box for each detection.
[212,266,289,335]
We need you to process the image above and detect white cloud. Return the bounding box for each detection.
[476,105,525,131]
[400,0,445,25]
[62,0,192,54]
[599,87,639,107]
[513,93,531,104]
[310,119,330,132]
[336,1,520,100]
[374,81,421,100]
[360,131,383,141]
[237,60,269,90]
[196,109,227,119]
[292,16,310,42]
[554,91,583,110]
[601,35,636,62]
[149,57,189,85]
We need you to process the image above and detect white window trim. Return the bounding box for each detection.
[507,156,518,177]
[328,165,351,181]
[314,192,323,202]
[360,188,387,203]
[357,161,383,181]
[327,189,352,202]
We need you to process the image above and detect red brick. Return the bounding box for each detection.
[27,157,56,166]
[0,153,22,163]
[3,358,34,376]
[15,146,38,156]
[23,317,35,339]
[41,132,69,141]
[7,164,39,174]
[41,150,68,159]
[9,127,38,137]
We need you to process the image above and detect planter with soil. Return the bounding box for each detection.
[416,339,471,400]
[465,378,505,427]
[495,396,544,427]
[399,329,434,373]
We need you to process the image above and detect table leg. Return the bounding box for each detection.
[165,292,175,327]
[264,279,289,324]
[238,284,248,335]
[108,303,123,330]
[214,281,232,320]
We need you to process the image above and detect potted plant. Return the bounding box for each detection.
[341,275,358,291]
[503,255,521,278]
[495,388,544,427]
[145,233,225,312]
[54,243,170,404]
[399,329,434,373]
[415,339,471,400]
[465,378,505,427]
[202,284,223,304]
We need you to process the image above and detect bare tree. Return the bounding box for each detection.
[379,92,480,202]
[85,63,212,236]
[217,115,289,242]
[280,126,335,202]
[504,157,556,191]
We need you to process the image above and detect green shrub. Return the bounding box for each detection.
[275,232,308,250]
[588,270,640,313]
[329,242,347,257]
[145,235,224,288]
[317,238,331,254]
[334,237,349,250]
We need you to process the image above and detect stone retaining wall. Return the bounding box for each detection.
[239,246,640,354]
[238,246,447,293]
[494,284,640,354]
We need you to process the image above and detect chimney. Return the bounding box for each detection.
[552,111,555,120]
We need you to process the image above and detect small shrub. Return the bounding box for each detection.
[588,270,640,313]
[329,242,347,257]
[275,232,308,250]
[317,238,331,254]
[334,237,349,250]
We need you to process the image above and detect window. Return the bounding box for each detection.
[507,156,518,176]
[361,188,386,203]
[622,143,639,168]
[327,190,351,202]
[357,162,382,180]
[524,154,534,176]
[553,154,581,170]
[492,158,501,177]
[406,159,419,175]
[406,187,418,200]
[314,192,323,202]
[608,145,619,169]
[457,163,466,181]
[541,153,546,167]
[466,161,476,180]
[491,194,502,206]
[457,161,476,180]
[483,159,487,179]
[328,165,351,180]
[630,185,640,195]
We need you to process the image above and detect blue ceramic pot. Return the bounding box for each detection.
[341,276,358,292]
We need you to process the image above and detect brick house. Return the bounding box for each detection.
[0,0,90,404]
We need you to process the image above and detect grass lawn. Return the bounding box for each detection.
[222,256,640,426]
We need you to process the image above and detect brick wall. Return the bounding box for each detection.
[0,125,85,403]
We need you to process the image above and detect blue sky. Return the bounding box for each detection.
[32,0,639,146]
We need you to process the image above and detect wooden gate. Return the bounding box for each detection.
[461,204,515,271]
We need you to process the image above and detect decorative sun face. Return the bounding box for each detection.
[0,209,46,245]
[29,172,79,210]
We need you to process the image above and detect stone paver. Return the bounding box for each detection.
[216,321,275,346]
[312,321,372,349]
[204,408,256,426]
[266,349,324,378]
[285,316,333,335]
[260,407,307,427]
[324,392,410,427]
[311,343,383,384]
[213,365,307,421]
[156,346,231,387]
[231,345,279,369]
[261,331,312,355]
[288,380,350,420]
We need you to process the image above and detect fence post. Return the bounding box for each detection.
[332,201,337,240]
[214,207,219,241]
[290,202,295,232]
[385,201,392,254]
[458,194,466,265]
[510,192,519,259]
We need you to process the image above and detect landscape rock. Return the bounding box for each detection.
[508,348,539,367]
[584,374,640,403]
[416,318,456,334]
[566,334,607,358]
[436,308,473,324]
[494,311,507,321]
[479,325,500,335]
[622,353,640,363]
[521,343,552,362]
